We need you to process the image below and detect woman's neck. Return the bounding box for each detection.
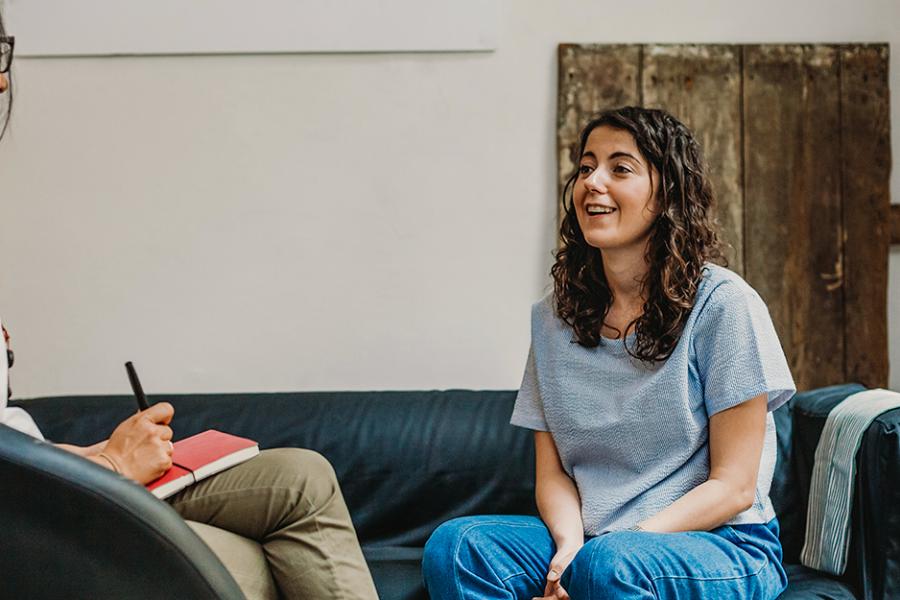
[600,249,649,307]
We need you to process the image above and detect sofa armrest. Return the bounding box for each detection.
[791,384,900,600]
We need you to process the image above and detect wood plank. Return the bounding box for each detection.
[557,44,641,225]
[642,44,744,275]
[892,204,900,245]
[840,44,891,388]
[743,45,844,391]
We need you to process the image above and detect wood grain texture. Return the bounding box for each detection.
[743,45,844,391]
[557,44,641,223]
[892,204,900,245]
[642,44,744,275]
[840,44,891,388]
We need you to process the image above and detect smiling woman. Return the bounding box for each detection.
[423,107,795,600]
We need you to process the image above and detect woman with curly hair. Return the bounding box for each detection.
[423,106,795,599]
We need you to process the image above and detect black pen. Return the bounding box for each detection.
[125,361,151,411]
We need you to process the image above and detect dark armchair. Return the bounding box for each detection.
[0,424,244,599]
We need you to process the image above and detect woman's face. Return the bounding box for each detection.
[0,71,7,94]
[573,125,659,254]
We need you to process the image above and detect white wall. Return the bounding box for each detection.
[1,0,898,397]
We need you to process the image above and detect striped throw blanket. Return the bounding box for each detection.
[800,388,900,574]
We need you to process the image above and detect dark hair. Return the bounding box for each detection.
[0,10,11,140]
[551,106,726,362]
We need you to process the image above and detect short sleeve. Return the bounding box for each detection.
[693,282,796,417]
[510,343,549,431]
[0,318,44,440]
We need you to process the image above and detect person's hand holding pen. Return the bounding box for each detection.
[98,402,175,484]
[89,362,176,484]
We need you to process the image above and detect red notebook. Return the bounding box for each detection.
[146,430,260,499]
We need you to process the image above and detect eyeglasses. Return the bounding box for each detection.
[1,36,14,74]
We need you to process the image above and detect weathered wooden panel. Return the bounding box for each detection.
[891,204,900,245]
[642,44,744,275]
[743,45,844,391]
[841,44,891,388]
[557,44,641,217]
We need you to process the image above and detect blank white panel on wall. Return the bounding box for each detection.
[3,0,499,56]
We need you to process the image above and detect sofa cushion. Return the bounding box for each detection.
[778,564,857,599]
[363,546,426,600]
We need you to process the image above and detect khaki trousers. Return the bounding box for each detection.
[168,448,378,600]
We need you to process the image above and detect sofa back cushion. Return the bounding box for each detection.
[18,385,869,552]
[15,390,537,547]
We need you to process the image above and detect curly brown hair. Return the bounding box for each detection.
[551,106,727,362]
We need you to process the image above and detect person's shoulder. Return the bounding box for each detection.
[530,291,556,322]
[690,263,771,330]
[698,262,763,307]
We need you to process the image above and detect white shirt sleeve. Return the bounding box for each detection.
[0,317,45,440]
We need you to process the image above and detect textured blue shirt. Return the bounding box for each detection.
[511,264,795,535]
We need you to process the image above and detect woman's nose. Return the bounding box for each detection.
[583,168,608,194]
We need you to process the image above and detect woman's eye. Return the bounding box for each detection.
[613,165,632,174]
[578,165,592,175]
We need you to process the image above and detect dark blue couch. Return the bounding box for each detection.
[9,383,899,599]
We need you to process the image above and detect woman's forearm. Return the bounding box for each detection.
[638,477,752,533]
[536,470,585,550]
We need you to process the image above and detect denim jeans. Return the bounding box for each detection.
[422,515,788,600]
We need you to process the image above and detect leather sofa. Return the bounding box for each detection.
[4,383,898,599]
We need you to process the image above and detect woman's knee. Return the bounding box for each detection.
[564,532,652,596]
[424,518,476,570]
[423,517,502,578]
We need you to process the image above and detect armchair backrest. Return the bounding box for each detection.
[0,424,245,600]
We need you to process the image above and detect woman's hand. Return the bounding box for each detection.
[533,545,580,600]
[102,403,175,484]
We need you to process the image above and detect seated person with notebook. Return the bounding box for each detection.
[0,16,377,599]
[0,336,377,600]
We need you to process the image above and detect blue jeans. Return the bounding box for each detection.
[422,515,788,599]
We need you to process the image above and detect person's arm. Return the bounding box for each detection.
[534,431,583,599]
[637,393,768,533]
[56,440,107,457]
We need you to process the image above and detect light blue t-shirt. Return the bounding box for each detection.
[511,263,795,536]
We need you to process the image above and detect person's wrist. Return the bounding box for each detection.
[100,449,135,481]
[558,541,582,551]
[96,451,121,474]
[554,538,583,555]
